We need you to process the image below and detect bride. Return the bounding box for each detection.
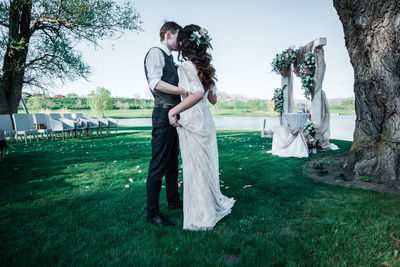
[168,24,235,231]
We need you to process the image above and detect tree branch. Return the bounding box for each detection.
[0,20,9,28]
[30,17,73,33]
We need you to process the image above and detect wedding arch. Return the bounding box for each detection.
[270,37,334,150]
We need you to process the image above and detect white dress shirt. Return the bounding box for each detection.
[145,44,173,91]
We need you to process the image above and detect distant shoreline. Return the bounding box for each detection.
[21,108,356,119]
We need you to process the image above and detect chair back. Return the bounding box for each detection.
[63,113,73,119]
[49,113,62,120]
[34,113,47,125]
[0,115,13,131]
[27,114,35,129]
[12,113,30,131]
[34,113,51,129]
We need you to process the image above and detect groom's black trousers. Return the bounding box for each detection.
[147,107,181,218]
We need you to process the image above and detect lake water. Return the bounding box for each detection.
[119,115,356,141]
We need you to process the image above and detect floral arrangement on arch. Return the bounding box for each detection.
[272,85,286,115]
[298,52,316,100]
[303,121,316,138]
[270,48,316,103]
[271,48,298,74]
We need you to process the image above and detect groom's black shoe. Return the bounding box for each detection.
[168,200,183,210]
[147,213,175,226]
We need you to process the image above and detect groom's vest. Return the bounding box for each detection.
[144,47,181,107]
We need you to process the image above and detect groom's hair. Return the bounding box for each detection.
[160,21,182,41]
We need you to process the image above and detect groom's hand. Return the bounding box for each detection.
[181,88,189,97]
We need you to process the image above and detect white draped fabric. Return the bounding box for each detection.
[312,47,334,149]
[177,61,235,231]
[269,113,309,158]
[285,39,338,151]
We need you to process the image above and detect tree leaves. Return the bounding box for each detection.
[0,0,142,92]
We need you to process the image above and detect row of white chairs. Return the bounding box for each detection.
[0,113,118,143]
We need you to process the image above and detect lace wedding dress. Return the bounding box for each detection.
[177,61,235,231]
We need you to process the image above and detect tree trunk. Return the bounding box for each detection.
[0,0,31,115]
[333,0,400,183]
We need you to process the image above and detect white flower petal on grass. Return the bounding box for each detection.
[138,170,142,173]
[136,165,140,168]
[129,178,133,183]
[220,180,224,184]
[225,186,230,189]
[125,184,130,188]
[243,185,252,188]
[113,160,117,163]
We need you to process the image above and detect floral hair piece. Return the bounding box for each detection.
[189,28,213,49]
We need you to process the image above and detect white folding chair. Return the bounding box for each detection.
[33,113,53,141]
[12,113,39,144]
[0,114,16,143]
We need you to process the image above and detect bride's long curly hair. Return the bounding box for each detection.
[177,24,216,91]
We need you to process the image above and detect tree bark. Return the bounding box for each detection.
[0,0,31,114]
[333,0,400,183]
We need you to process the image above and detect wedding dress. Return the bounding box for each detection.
[176,61,235,231]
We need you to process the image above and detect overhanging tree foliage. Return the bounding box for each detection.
[0,0,142,114]
[333,0,400,183]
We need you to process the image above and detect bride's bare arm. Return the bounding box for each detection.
[168,92,204,127]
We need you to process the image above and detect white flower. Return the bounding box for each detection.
[199,28,208,35]
[129,178,133,183]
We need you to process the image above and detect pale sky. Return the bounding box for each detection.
[54,0,355,100]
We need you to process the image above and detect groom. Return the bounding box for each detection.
[144,21,188,226]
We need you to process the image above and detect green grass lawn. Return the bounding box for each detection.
[1,128,398,266]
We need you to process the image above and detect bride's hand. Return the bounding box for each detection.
[168,110,181,127]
